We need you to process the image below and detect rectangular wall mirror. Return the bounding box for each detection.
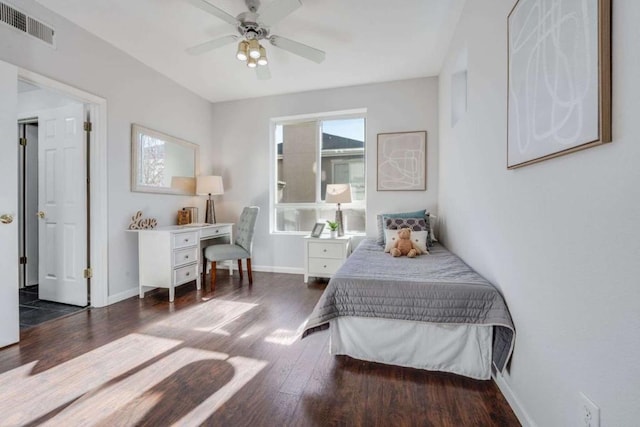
[131,124,200,195]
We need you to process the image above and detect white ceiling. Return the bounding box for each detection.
[35,0,465,103]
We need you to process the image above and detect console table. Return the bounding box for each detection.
[131,223,233,302]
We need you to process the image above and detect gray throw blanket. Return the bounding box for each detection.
[302,239,515,373]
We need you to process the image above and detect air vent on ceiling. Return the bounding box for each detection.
[0,2,55,47]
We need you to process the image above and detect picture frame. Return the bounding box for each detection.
[311,222,325,238]
[377,131,427,191]
[507,0,611,169]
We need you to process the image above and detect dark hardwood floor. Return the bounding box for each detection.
[0,271,520,426]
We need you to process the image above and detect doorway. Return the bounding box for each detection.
[17,81,89,328]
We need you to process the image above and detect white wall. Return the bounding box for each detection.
[211,78,438,271]
[0,0,215,300]
[438,1,640,426]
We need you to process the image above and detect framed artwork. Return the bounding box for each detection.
[311,222,325,237]
[377,131,427,191]
[507,0,611,169]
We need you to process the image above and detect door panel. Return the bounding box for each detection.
[38,103,87,306]
[0,60,19,347]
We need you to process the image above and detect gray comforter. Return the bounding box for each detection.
[302,239,515,373]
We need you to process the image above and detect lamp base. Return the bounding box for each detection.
[335,209,344,237]
[204,198,216,224]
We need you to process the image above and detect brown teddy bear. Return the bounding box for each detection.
[390,228,423,258]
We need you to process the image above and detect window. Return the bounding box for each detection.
[273,112,366,234]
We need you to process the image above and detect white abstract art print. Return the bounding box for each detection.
[377,131,426,191]
[507,0,611,168]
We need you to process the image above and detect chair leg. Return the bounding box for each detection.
[237,259,243,281]
[247,258,253,284]
[210,261,217,291]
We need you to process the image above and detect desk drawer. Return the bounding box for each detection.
[173,246,198,267]
[173,231,198,249]
[201,225,231,239]
[308,242,345,259]
[173,263,197,285]
[308,258,343,276]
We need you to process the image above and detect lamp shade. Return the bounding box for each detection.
[196,175,224,196]
[325,184,352,204]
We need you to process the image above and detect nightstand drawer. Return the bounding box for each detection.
[173,246,198,267]
[308,257,343,275]
[173,263,197,285]
[172,231,198,249]
[308,242,345,259]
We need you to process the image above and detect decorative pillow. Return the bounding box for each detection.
[385,217,427,231]
[429,213,438,243]
[384,229,428,253]
[376,209,427,245]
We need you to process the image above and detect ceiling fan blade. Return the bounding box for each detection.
[187,0,238,26]
[256,65,271,80]
[269,35,325,63]
[258,0,301,27]
[186,35,238,55]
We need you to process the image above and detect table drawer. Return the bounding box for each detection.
[172,231,198,249]
[201,225,230,239]
[308,242,345,259]
[173,263,197,285]
[308,257,343,276]
[173,246,198,267]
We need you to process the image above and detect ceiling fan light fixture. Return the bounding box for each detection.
[257,46,268,66]
[236,40,249,61]
[247,57,258,68]
[248,39,261,59]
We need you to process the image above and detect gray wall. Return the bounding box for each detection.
[438,0,640,425]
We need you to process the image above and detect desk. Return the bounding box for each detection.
[131,223,233,302]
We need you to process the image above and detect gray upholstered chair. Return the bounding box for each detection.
[204,206,259,289]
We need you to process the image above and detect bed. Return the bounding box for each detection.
[302,239,515,380]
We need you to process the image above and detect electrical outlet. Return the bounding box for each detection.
[580,392,600,427]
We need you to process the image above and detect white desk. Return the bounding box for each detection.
[131,223,233,302]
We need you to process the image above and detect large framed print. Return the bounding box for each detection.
[507,0,611,169]
[377,131,427,191]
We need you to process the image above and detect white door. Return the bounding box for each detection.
[0,60,20,347]
[38,103,88,307]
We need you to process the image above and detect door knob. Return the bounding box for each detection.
[37,211,45,219]
[0,214,13,224]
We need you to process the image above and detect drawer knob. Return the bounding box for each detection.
[323,249,327,252]
[184,238,189,242]
[186,272,190,276]
[323,265,327,268]
[185,255,189,259]
[215,230,219,233]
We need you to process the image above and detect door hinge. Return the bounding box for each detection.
[83,268,93,279]
[19,256,27,265]
[84,121,92,132]
[19,138,27,146]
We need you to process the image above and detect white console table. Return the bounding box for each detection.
[131,223,233,302]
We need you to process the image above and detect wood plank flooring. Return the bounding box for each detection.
[0,271,520,426]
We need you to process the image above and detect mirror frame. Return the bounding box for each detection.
[131,124,200,195]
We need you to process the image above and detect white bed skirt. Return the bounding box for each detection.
[329,317,493,380]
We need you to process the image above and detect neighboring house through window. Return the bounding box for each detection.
[272,110,366,234]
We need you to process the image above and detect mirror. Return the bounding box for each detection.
[131,124,200,195]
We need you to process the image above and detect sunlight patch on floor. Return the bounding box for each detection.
[0,334,181,426]
[40,347,266,426]
[143,299,258,335]
[264,321,307,346]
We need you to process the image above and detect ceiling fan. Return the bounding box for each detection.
[186,0,326,79]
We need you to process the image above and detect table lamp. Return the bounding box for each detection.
[325,184,352,236]
[196,175,224,224]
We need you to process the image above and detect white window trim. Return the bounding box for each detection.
[269,108,367,235]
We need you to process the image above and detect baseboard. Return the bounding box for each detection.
[214,264,304,275]
[493,371,536,427]
[107,287,139,305]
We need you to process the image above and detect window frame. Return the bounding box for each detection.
[269,108,367,235]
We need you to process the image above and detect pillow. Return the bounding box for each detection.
[386,217,428,250]
[376,209,427,245]
[384,229,428,253]
[429,213,438,243]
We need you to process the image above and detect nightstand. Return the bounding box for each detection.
[304,235,351,283]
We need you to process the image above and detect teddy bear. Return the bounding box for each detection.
[389,228,423,258]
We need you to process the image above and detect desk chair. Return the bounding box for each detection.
[204,206,259,290]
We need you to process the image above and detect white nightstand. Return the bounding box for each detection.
[304,235,351,283]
